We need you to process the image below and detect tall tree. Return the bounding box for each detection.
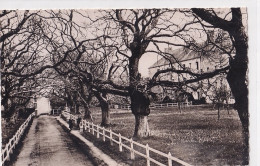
[1,10,99,118]
[88,9,231,137]
[191,8,249,164]
[1,10,48,117]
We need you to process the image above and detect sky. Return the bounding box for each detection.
[139,53,158,77]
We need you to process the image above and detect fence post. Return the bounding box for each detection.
[130,138,135,160]
[97,125,100,138]
[79,122,83,133]
[6,144,10,161]
[168,152,172,166]
[15,133,18,145]
[82,120,84,130]
[12,136,16,149]
[102,127,105,141]
[88,122,90,132]
[74,116,76,123]
[2,153,4,164]
[110,129,113,145]
[146,144,150,166]
[119,133,122,152]
[9,141,13,155]
[16,131,18,142]
[92,122,95,135]
[83,120,87,131]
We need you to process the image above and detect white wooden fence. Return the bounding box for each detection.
[150,102,192,109]
[50,109,61,115]
[1,113,35,165]
[62,111,78,123]
[61,112,191,166]
[115,102,192,110]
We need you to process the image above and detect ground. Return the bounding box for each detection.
[11,115,95,166]
[2,105,245,166]
[89,105,245,165]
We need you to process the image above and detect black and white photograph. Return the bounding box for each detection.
[1,1,259,165]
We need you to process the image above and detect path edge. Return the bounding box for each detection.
[56,116,124,166]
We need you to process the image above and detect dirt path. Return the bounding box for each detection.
[12,115,94,166]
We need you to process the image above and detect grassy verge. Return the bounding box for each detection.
[56,119,108,166]
[86,105,245,165]
[2,118,30,148]
[3,118,34,166]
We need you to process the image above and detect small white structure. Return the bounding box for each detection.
[36,97,51,115]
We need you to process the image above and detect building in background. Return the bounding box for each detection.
[148,47,234,104]
[36,97,51,115]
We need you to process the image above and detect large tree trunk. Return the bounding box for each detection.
[74,103,80,114]
[3,101,16,120]
[217,103,220,120]
[227,25,248,164]
[83,103,93,121]
[79,81,93,121]
[227,66,248,164]
[2,82,11,118]
[100,101,110,126]
[131,90,151,138]
[94,91,111,127]
[134,115,150,137]
[191,8,248,164]
[129,54,151,138]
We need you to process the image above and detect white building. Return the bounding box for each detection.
[148,47,233,103]
[36,97,51,115]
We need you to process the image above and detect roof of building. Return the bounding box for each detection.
[149,47,202,69]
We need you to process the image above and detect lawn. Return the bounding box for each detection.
[88,105,245,165]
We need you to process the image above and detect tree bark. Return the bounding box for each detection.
[94,91,111,126]
[83,103,93,121]
[227,50,248,164]
[129,52,151,137]
[134,115,150,138]
[226,24,248,165]
[217,103,220,120]
[74,103,80,114]
[79,85,93,121]
[131,90,151,138]
[101,102,110,126]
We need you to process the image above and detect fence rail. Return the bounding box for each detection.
[1,112,35,165]
[113,102,192,110]
[62,112,191,166]
[50,109,61,115]
[62,110,78,123]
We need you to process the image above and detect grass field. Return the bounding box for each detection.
[88,105,245,165]
[1,118,27,148]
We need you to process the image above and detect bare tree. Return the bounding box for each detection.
[149,8,248,163]
[1,10,47,117]
[1,10,99,118]
[87,9,233,138]
[190,8,249,163]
